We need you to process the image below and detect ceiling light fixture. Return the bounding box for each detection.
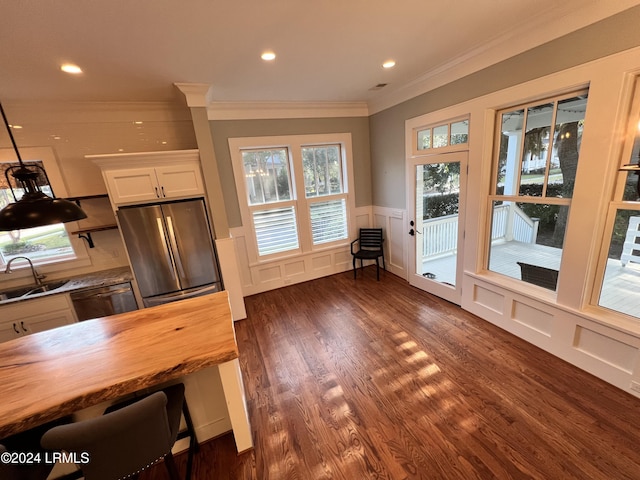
[261,51,276,61]
[382,60,396,69]
[60,63,83,74]
[0,102,87,231]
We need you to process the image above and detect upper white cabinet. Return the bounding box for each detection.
[88,150,205,208]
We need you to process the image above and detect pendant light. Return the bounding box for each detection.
[0,102,87,231]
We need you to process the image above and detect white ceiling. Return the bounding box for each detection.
[2,0,639,114]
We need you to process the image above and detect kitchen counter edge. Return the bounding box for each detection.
[0,266,133,306]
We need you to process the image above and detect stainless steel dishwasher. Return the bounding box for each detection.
[70,282,138,321]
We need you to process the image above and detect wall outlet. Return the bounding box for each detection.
[631,381,640,393]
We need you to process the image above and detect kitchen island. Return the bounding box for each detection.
[0,291,252,452]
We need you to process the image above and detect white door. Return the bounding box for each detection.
[407,151,467,305]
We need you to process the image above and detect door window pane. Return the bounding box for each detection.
[433,125,449,148]
[416,162,460,286]
[417,128,431,150]
[450,120,469,145]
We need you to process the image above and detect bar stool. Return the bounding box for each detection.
[104,383,199,480]
[41,384,189,480]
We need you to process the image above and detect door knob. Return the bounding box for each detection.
[409,229,415,236]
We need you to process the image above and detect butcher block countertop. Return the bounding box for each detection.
[0,291,237,439]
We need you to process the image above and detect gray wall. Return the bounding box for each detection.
[370,5,640,209]
[210,117,371,228]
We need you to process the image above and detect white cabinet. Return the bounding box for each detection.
[89,150,205,207]
[0,294,77,343]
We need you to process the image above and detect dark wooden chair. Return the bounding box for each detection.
[517,261,558,291]
[351,228,385,280]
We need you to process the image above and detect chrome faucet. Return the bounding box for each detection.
[4,256,46,286]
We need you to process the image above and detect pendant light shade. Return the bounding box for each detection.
[0,102,87,231]
[0,191,88,230]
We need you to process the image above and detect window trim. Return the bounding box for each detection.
[229,133,356,264]
[590,76,640,319]
[485,89,589,292]
[490,89,588,198]
[411,115,469,157]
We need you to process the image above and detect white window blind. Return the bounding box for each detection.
[231,133,354,260]
[310,199,347,245]
[252,206,299,256]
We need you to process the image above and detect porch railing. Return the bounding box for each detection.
[422,203,538,258]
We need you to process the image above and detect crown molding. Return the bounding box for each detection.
[207,101,369,120]
[87,149,200,167]
[174,83,213,108]
[4,101,192,124]
[367,0,640,114]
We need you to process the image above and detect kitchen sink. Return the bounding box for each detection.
[0,280,69,301]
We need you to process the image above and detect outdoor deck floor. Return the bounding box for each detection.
[420,240,638,318]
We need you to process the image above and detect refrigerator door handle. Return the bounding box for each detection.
[156,217,177,281]
[143,283,220,307]
[165,215,186,278]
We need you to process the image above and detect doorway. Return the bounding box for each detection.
[408,151,467,305]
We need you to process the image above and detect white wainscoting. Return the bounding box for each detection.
[231,206,375,296]
[372,206,408,280]
[461,273,640,397]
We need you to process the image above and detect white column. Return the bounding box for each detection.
[218,359,253,452]
[503,132,521,196]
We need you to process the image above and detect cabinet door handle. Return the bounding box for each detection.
[155,186,160,198]
[20,321,28,333]
[161,186,166,197]
[13,323,20,335]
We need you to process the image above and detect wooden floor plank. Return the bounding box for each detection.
[141,269,640,479]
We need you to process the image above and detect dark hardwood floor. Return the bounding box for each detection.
[142,268,640,479]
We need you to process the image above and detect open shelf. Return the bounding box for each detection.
[66,195,118,248]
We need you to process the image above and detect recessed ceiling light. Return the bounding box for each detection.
[9,124,22,129]
[382,60,396,69]
[261,51,276,61]
[60,63,83,74]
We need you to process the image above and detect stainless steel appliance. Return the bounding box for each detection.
[117,198,222,307]
[71,282,138,321]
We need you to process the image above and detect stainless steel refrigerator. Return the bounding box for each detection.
[117,199,222,307]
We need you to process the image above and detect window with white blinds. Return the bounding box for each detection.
[309,199,347,245]
[252,206,299,255]
[230,134,354,260]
